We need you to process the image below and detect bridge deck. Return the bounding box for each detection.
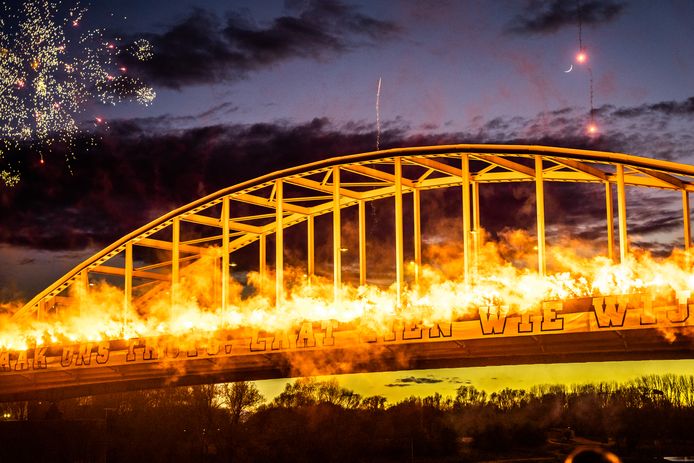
[1,326,692,402]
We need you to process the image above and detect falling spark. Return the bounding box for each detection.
[376,77,382,151]
[0,0,155,186]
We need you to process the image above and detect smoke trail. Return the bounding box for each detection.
[588,66,594,121]
[576,0,583,51]
[376,77,382,150]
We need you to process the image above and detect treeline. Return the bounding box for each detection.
[1,374,694,462]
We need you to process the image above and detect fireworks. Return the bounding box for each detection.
[0,0,155,185]
[131,38,153,61]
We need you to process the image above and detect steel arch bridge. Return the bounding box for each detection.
[2,144,694,401]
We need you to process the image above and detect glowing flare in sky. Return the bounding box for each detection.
[576,50,588,64]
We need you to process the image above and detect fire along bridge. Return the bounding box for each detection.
[1,144,693,402]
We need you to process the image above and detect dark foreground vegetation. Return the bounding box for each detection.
[1,374,694,462]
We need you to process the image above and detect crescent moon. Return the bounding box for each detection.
[564,64,573,73]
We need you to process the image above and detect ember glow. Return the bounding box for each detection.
[1,230,692,352]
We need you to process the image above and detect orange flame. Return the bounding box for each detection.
[1,230,692,352]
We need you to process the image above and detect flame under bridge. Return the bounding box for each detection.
[2,144,694,401]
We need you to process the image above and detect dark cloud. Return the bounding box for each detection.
[385,376,443,387]
[2,95,693,254]
[612,97,694,118]
[125,1,399,88]
[507,0,625,35]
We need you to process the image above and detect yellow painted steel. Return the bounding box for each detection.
[472,181,481,279]
[358,200,366,286]
[124,242,133,332]
[275,180,284,305]
[413,188,422,286]
[332,167,341,302]
[14,144,694,321]
[307,215,315,285]
[617,164,628,261]
[171,217,180,303]
[605,182,615,262]
[683,190,691,251]
[77,270,89,316]
[221,197,230,312]
[535,156,546,276]
[394,157,404,305]
[462,155,471,284]
[259,234,266,292]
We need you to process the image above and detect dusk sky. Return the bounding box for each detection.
[1,0,694,399]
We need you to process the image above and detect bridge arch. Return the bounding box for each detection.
[14,144,694,321]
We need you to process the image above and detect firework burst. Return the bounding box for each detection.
[0,0,155,185]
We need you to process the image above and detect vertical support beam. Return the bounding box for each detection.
[358,200,366,286]
[472,181,481,231]
[78,270,89,316]
[259,233,266,293]
[394,157,404,306]
[413,188,422,286]
[124,242,133,331]
[37,299,46,322]
[472,180,481,279]
[171,217,180,303]
[275,179,284,305]
[221,196,230,313]
[683,190,691,252]
[535,156,546,277]
[332,167,341,302]
[307,216,315,285]
[616,164,628,261]
[605,182,615,262]
[461,155,471,284]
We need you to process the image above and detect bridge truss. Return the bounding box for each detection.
[3,144,694,401]
[14,144,694,320]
